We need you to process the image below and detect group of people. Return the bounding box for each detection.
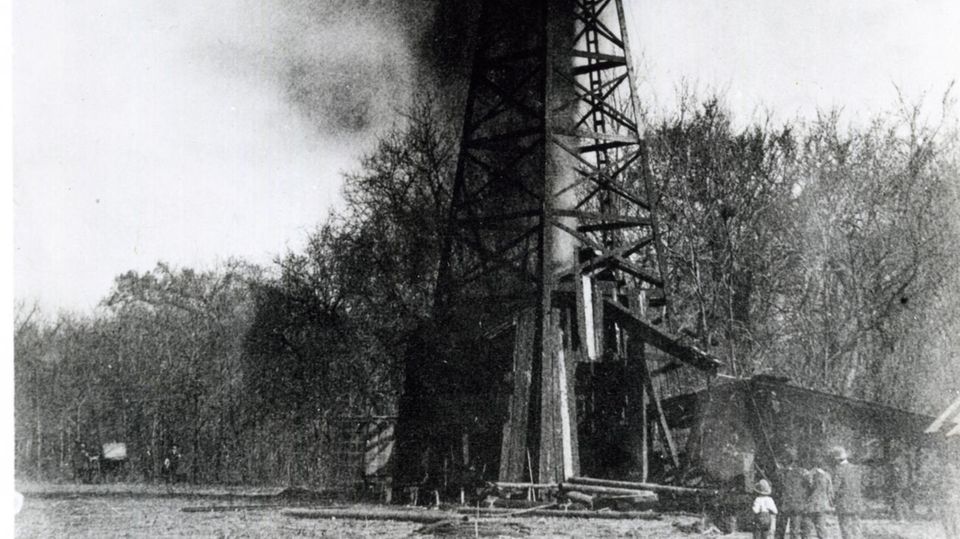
[73,441,183,483]
[749,445,864,539]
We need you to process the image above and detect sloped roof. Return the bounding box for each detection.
[925,395,960,437]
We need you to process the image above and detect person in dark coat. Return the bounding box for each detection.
[73,442,98,483]
[803,455,833,539]
[886,449,909,521]
[941,460,960,539]
[831,446,863,539]
[775,448,808,539]
[161,444,183,483]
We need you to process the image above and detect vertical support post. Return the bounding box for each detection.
[538,0,579,483]
[500,310,536,481]
[636,354,680,469]
[641,383,649,481]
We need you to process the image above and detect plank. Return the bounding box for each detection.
[498,309,536,482]
[602,299,721,372]
[567,476,719,496]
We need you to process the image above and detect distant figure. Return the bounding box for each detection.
[161,444,183,483]
[73,442,98,484]
[775,448,808,539]
[831,446,864,539]
[751,479,778,539]
[886,449,909,521]
[143,448,154,482]
[941,460,960,539]
[803,456,833,539]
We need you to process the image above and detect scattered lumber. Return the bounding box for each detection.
[182,504,285,513]
[559,483,656,499]
[493,482,558,490]
[454,507,661,520]
[563,491,594,508]
[507,502,557,516]
[567,476,720,496]
[282,508,451,524]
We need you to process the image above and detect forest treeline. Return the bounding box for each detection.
[14,94,960,484]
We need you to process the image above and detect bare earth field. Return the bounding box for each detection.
[13,483,948,538]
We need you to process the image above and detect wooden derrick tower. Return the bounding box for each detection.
[395,0,721,490]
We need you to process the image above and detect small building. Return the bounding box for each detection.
[659,375,955,507]
[327,416,396,500]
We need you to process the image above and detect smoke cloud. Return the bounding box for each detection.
[13,0,463,313]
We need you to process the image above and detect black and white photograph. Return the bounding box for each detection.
[11,0,960,537]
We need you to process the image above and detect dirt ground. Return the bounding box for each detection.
[13,483,950,538]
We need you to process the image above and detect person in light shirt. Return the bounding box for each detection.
[752,479,779,539]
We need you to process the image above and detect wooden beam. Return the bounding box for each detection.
[574,273,595,360]
[494,481,557,489]
[454,507,662,520]
[570,50,627,64]
[641,382,649,481]
[568,476,719,496]
[603,298,722,372]
[499,309,536,482]
[571,60,626,76]
[650,361,684,377]
[626,338,648,482]
[538,309,579,482]
[634,349,680,469]
[924,396,960,434]
[559,483,656,499]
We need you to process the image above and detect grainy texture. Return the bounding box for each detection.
[14,493,948,539]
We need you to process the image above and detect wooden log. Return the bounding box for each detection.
[493,482,558,490]
[454,507,662,520]
[560,483,656,499]
[282,508,451,524]
[564,491,594,507]
[508,502,557,516]
[182,504,284,513]
[567,476,719,496]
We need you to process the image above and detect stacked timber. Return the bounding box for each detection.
[560,480,655,512]
[560,476,721,512]
[567,476,719,496]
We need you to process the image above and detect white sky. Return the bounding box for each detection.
[13,0,960,315]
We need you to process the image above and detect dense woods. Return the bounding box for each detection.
[15,94,960,484]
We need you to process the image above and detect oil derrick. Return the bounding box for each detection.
[395,0,722,492]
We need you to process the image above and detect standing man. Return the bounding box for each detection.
[886,448,908,522]
[832,446,864,539]
[162,443,183,483]
[775,447,808,539]
[804,454,833,539]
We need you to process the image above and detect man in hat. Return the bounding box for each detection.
[73,441,98,484]
[161,443,183,483]
[831,446,863,539]
[775,447,808,539]
[752,479,778,539]
[886,447,909,522]
[803,454,833,539]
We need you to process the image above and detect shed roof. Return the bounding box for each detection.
[925,395,960,437]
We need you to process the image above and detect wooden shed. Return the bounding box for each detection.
[659,375,952,505]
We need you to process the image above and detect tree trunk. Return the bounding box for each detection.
[36,411,43,478]
[193,395,201,483]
